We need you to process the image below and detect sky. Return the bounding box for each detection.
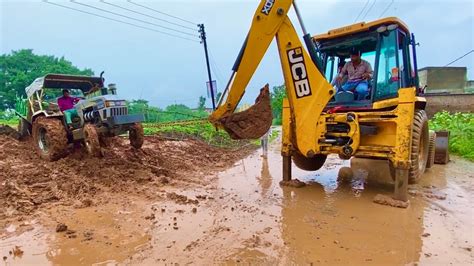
[1,0,473,108]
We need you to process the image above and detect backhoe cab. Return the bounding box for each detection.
[210,0,431,202]
[316,19,421,107]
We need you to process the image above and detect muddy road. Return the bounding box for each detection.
[1,133,473,265]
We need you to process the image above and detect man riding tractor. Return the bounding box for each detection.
[18,74,145,161]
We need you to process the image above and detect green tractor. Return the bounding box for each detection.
[16,74,144,161]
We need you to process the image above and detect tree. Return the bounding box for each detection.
[198,96,206,110]
[0,49,94,109]
[271,84,286,125]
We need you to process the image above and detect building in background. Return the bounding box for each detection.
[418,66,474,117]
[418,67,468,94]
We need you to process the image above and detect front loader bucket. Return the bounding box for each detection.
[219,84,273,140]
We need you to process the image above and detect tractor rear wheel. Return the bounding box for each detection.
[129,123,144,149]
[32,116,68,161]
[83,124,102,157]
[292,152,327,171]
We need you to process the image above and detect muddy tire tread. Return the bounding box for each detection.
[32,116,68,161]
[84,124,102,157]
[426,131,436,169]
[408,110,429,183]
[129,123,144,149]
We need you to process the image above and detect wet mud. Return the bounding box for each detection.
[1,132,473,265]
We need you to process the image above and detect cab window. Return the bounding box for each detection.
[374,30,399,100]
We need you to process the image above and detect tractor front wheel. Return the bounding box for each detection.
[129,123,144,149]
[83,124,102,157]
[32,116,68,161]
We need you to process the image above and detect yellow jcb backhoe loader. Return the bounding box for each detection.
[209,0,431,202]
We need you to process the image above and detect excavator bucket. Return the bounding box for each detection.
[219,84,273,140]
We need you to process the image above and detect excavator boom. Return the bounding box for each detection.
[209,0,334,157]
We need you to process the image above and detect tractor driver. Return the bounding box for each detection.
[57,89,80,125]
[337,48,373,100]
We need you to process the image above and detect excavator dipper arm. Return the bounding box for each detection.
[209,0,335,157]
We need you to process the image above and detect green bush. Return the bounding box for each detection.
[429,111,474,160]
[0,110,19,128]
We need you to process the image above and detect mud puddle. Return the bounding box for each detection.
[1,135,473,265]
[1,200,151,265]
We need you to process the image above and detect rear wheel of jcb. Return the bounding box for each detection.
[32,116,68,161]
[388,110,429,183]
[426,131,436,169]
[292,152,327,171]
[408,110,429,183]
[83,124,102,157]
[129,123,144,149]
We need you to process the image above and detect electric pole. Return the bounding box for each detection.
[198,24,216,110]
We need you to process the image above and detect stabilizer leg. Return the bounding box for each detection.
[393,168,409,202]
[282,155,292,182]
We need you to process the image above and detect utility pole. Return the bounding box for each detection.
[198,24,216,110]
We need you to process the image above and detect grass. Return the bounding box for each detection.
[429,111,474,161]
[0,118,19,128]
[143,122,254,148]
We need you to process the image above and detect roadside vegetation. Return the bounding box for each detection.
[0,49,93,109]
[429,111,474,160]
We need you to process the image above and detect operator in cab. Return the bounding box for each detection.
[57,89,80,126]
[337,48,373,100]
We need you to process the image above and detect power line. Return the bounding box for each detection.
[208,50,225,87]
[379,0,394,18]
[361,0,377,21]
[43,1,199,43]
[70,0,199,38]
[354,0,370,22]
[443,50,474,67]
[100,0,196,32]
[127,0,197,26]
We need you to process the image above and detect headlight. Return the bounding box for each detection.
[105,101,116,107]
[97,101,105,109]
[117,100,126,106]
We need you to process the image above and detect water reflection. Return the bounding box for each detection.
[257,158,272,197]
[278,156,425,264]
